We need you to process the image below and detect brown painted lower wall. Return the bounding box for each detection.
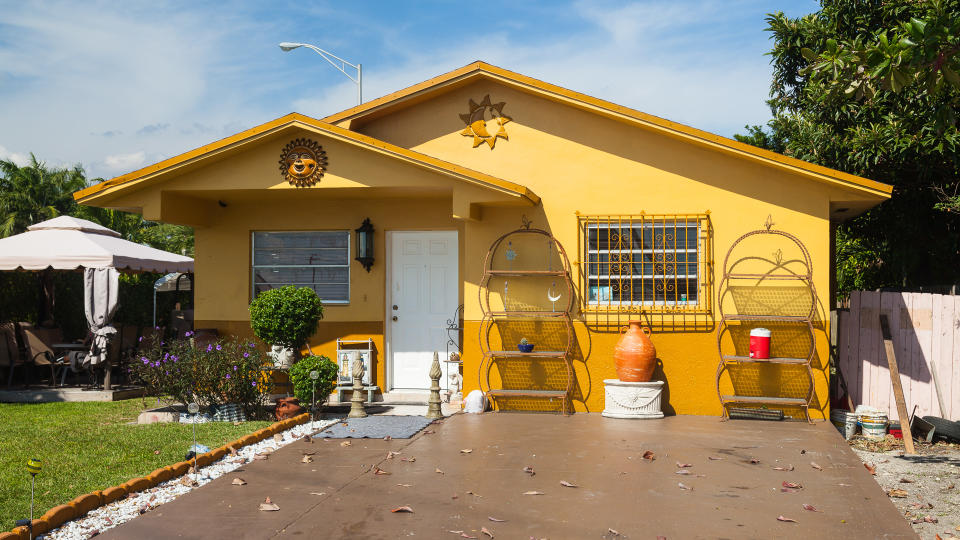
[195,320,385,389]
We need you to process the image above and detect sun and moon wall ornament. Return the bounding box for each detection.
[279,138,328,187]
[459,95,511,149]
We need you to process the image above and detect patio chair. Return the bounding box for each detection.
[1,322,26,388]
[18,323,69,387]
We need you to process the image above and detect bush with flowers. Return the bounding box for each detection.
[129,336,274,418]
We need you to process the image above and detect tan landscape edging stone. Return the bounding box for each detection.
[4,413,310,539]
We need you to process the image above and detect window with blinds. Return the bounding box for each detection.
[251,231,350,303]
[578,214,711,312]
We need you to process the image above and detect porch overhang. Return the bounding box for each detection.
[74,114,539,225]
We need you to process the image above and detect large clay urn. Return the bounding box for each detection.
[614,321,657,382]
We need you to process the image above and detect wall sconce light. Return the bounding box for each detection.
[355,218,374,272]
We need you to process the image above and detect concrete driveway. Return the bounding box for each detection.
[100,413,916,539]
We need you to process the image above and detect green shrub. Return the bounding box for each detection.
[289,355,338,409]
[248,286,323,350]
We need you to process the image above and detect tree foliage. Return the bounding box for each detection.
[750,0,960,294]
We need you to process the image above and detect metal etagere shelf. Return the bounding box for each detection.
[714,225,819,423]
[478,224,575,415]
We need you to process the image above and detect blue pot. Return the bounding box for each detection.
[518,343,535,353]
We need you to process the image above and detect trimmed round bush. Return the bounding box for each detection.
[289,355,338,409]
[249,286,324,350]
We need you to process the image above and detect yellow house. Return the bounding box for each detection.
[75,61,891,419]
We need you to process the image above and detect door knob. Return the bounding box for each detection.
[392,305,398,310]
[392,316,398,321]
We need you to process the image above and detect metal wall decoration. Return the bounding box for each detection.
[459,95,511,149]
[278,138,328,187]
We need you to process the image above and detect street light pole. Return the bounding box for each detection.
[278,42,362,105]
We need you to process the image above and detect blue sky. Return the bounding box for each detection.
[0,0,819,180]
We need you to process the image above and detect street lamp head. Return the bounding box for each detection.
[278,42,303,52]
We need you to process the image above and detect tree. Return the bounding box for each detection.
[749,1,960,294]
[0,155,88,237]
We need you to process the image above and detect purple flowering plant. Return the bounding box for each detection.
[128,336,273,418]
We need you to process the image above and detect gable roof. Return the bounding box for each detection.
[324,61,892,199]
[73,113,540,205]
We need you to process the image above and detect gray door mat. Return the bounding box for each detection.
[313,415,435,439]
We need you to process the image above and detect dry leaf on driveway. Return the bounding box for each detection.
[401,457,416,462]
[676,462,692,468]
[810,462,823,471]
[863,462,876,475]
[802,504,819,512]
[708,456,723,461]
[782,481,803,489]
[675,470,690,475]
[259,497,280,511]
[481,526,494,538]
[523,466,535,476]
[301,455,313,463]
[642,450,656,461]
[773,465,794,471]
[488,516,506,522]
[397,484,412,487]
[560,480,578,487]
[231,478,246,485]
[887,488,908,498]
[436,467,445,474]
[374,466,391,475]
[749,458,761,464]
[677,482,692,491]
[523,490,544,495]
[386,451,401,460]
[460,448,473,454]
[340,441,352,447]
[391,506,414,513]
[776,515,797,523]
[309,492,326,496]
[607,528,620,536]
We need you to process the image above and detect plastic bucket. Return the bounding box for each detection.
[859,412,888,440]
[749,328,771,359]
[831,409,858,440]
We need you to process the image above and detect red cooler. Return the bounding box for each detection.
[749,328,771,359]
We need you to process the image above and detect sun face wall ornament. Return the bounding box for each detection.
[459,95,510,149]
[279,138,328,187]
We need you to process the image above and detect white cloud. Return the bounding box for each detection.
[0,144,30,166]
[103,151,145,171]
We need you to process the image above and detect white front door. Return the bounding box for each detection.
[388,231,458,390]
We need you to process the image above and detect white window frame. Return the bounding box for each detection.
[251,230,351,304]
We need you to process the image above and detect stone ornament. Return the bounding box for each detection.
[279,138,328,187]
[459,95,510,149]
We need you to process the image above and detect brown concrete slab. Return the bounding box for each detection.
[100,414,917,539]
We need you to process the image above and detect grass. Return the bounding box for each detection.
[0,399,271,531]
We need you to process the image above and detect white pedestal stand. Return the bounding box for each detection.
[602,379,664,419]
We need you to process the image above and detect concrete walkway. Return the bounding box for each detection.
[100,414,917,539]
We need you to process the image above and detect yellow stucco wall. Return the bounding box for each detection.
[355,80,835,418]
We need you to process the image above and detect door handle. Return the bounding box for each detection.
[392,316,398,321]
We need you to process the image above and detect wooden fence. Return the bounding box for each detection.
[836,291,960,421]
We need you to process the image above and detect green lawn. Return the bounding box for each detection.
[0,399,271,531]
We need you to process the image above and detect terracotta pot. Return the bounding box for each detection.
[614,321,657,382]
[275,397,305,421]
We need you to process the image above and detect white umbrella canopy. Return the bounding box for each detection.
[0,216,193,272]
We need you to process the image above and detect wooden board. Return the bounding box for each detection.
[879,314,915,455]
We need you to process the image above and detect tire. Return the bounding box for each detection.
[921,415,960,443]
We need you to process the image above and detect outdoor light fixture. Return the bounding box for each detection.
[355,218,374,272]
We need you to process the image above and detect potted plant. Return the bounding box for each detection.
[517,337,535,353]
[289,354,339,412]
[249,286,324,369]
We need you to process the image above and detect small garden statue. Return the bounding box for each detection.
[426,351,443,419]
[348,356,367,418]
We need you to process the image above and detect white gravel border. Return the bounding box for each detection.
[46,417,342,540]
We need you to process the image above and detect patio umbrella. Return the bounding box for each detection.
[0,216,193,388]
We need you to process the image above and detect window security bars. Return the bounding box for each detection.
[251,231,350,303]
[577,213,712,314]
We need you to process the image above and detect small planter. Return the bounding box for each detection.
[517,343,535,353]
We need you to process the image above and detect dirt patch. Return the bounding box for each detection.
[851,436,960,539]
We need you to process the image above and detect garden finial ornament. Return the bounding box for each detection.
[349,357,367,418]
